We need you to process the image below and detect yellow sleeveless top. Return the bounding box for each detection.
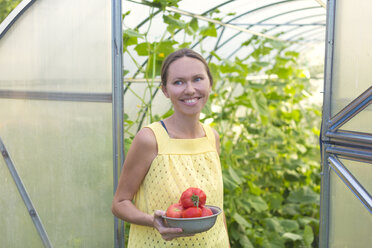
[127,122,230,248]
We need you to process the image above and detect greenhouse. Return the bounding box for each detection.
[0,0,371,247]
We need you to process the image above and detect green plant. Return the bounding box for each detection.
[205,36,321,247]
[0,0,22,23]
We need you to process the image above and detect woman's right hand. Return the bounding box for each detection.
[153,210,194,241]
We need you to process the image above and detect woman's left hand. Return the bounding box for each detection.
[153,210,194,241]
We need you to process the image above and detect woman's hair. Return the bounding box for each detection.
[160,48,213,86]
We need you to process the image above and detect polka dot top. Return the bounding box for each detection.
[127,122,230,248]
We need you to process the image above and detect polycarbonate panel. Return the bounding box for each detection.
[0,0,111,93]
[329,168,372,248]
[0,99,113,247]
[331,0,372,115]
[0,157,44,247]
[340,106,372,133]
[0,0,114,246]
[340,158,372,194]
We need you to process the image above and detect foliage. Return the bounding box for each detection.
[0,0,21,23]
[122,1,321,247]
[206,37,321,248]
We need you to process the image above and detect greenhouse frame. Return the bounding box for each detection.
[0,0,371,247]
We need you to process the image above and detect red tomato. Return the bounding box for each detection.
[180,187,206,208]
[201,206,213,217]
[182,207,202,218]
[166,203,184,218]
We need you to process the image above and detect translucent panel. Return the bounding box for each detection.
[331,0,372,115]
[329,168,372,248]
[340,105,372,133]
[340,158,372,193]
[0,0,111,93]
[0,0,114,246]
[0,158,44,247]
[0,99,113,247]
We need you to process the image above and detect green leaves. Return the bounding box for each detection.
[287,186,319,204]
[233,212,252,229]
[200,23,218,37]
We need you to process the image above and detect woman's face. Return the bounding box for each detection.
[162,56,212,117]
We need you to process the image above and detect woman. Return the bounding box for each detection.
[112,48,230,247]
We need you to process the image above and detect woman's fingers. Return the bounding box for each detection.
[153,210,195,241]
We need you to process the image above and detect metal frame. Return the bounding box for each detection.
[329,86,372,132]
[1,0,125,247]
[112,0,124,247]
[0,0,35,39]
[0,90,112,102]
[319,0,336,247]
[0,138,53,248]
[320,0,372,247]
[328,156,372,213]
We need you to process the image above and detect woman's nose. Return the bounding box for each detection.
[184,81,196,94]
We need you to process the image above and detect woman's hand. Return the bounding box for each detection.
[153,210,194,241]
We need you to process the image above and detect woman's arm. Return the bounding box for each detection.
[111,127,189,240]
[112,127,157,226]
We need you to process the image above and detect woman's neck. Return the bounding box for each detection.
[164,113,204,139]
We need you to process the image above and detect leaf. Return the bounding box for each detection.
[200,23,217,37]
[279,219,299,232]
[251,91,268,117]
[123,28,143,38]
[163,14,185,28]
[228,166,243,185]
[287,187,319,204]
[282,232,302,241]
[266,192,283,210]
[248,195,268,212]
[303,225,314,247]
[239,234,254,248]
[134,42,150,56]
[284,170,300,182]
[189,18,198,32]
[233,212,252,229]
[264,218,283,233]
[123,29,143,47]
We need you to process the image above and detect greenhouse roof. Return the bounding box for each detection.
[123,0,326,52]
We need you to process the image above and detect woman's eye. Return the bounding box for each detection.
[174,81,182,85]
[194,77,202,82]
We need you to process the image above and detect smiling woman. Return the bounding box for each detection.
[112,48,230,247]
[161,56,212,124]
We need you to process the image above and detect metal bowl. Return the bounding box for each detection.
[162,205,222,234]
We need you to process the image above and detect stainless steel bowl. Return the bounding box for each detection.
[162,205,222,234]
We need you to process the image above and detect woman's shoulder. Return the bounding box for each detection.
[130,126,158,155]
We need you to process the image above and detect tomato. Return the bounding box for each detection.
[182,206,202,218]
[166,203,184,218]
[180,187,206,208]
[201,206,213,217]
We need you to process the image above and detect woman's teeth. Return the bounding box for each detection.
[184,98,197,104]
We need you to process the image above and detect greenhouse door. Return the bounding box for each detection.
[320,0,372,247]
[0,0,124,247]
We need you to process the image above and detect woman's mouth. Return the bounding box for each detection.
[181,97,201,106]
